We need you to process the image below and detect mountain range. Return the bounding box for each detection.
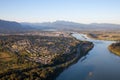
[22,20,120,31]
[0,19,120,33]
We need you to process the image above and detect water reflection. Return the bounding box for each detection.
[56,33,120,80]
[56,63,95,80]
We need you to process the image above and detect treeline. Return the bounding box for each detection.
[108,41,120,56]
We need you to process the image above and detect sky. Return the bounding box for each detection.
[0,0,120,24]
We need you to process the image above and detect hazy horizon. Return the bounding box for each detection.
[1,19,120,25]
[0,0,120,24]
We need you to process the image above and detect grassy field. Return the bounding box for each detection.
[85,31,120,41]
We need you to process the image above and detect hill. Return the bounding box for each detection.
[0,19,33,33]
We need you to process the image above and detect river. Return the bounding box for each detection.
[56,33,120,80]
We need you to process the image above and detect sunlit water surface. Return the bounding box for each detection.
[56,33,120,80]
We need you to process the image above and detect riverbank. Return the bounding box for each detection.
[33,40,94,80]
[56,33,120,80]
[45,41,94,80]
[85,32,120,56]
[108,42,120,56]
[0,33,94,80]
[0,40,93,80]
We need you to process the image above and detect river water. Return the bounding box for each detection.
[56,33,120,80]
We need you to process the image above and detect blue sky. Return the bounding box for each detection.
[0,0,120,24]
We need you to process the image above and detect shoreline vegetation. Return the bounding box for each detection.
[85,31,120,41]
[83,31,120,57]
[0,32,94,80]
[108,42,120,56]
[87,32,120,57]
